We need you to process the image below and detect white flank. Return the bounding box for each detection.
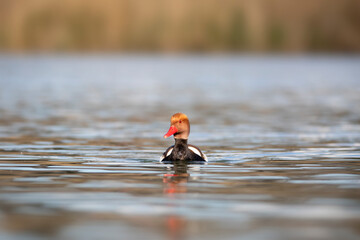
[189,146,208,162]
[159,147,173,162]
[166,148,173,157]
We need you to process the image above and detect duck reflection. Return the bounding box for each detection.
[163,161,189,195]
[162,161,190,240]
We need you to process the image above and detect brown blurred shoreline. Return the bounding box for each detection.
[0,0,359,53]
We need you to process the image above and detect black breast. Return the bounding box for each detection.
[161,139,206,162]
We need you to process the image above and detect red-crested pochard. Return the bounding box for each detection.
[160,113,207,162]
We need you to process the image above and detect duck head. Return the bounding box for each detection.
[164,113,190,139]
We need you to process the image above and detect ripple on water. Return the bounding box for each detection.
[1,56,360,240]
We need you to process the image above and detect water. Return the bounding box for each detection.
[0,55,360,240]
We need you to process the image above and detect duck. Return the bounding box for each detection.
[160,113,207,162]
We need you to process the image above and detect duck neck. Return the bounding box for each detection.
[174,138,188,149]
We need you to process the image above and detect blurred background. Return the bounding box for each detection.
[1,0,360,53]
[1,1,360,240]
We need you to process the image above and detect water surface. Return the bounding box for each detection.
[0,55,360,240]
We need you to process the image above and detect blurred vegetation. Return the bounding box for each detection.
[0,0,359,52]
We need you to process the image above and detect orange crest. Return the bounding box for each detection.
[170,113,189,125]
